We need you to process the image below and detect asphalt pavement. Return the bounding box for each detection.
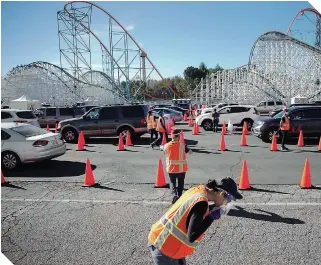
[2,122,321,264]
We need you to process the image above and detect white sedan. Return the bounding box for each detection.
[1,122,66,171]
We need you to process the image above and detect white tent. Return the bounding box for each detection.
[10,95,41,110]
[290,95,308,105]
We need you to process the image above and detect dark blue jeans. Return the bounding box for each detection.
[169,172,186,197]
[149,245,186,265]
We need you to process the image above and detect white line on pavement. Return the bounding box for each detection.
[2,198,321,206]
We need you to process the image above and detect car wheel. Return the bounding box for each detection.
[118,127,135,140]
[242,119,254,130]
[2,151,21,171]
[62,128,78,143]
[262,128,280,143]
[202,120,213,131]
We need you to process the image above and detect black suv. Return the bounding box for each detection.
[252,106,321,143]
[58,104,149,143]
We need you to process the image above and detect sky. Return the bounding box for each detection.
[1,1,316,78]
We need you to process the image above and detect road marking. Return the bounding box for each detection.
[2,198,321,206]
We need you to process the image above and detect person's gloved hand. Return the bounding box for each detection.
[210,208,221,220]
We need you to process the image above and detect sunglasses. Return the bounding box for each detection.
[217,188,236,203]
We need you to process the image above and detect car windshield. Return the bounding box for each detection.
[11,124,48,137]
[273,107,295,118]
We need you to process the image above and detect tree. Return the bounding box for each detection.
[199,62,208,76]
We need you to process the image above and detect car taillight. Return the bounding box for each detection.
[140,118,146,125]
[14,120,28,123]
[33,140,49,147]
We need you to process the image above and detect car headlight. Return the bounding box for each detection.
[254,120,264,127]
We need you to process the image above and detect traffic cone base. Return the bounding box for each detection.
[83,159,96,187]
[239,160,251,190]
[300,158,312,189]
[154,159,169,188]
[117,135,126,151]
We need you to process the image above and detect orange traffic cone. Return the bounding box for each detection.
[219,133,227,151]
[167,123,172,134]
[196,123,200,134]
[83,158,96,187]
[270,134,278,151]
[239,160,251,190]
[54,123,58,133]
[240,131,247,146]
[179,131,185,144]
[318,137,321,152]
[125,130,133,146]
[117,134,125,151]
[183,113,188,121]
[154,158,168,188]
[46,124,50,131]
[222,121,226,135]
[1,171,7,185]
[77,131,85,151]
[243,122,248,135]
[300,158,312,189]
[192,123,198,135]
[188,117,193,127]
[297,130,304,147]
[161,133,167,146]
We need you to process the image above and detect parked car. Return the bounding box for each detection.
[196,105,259,131]
[268,103,318,117]
[58,104,149,143]
[252,106,321,143]
[2,109,40,127]
[1,122,66,171]
[200,103,238,115]
[166,106,189,116]
[255,100,284,115]
[152,108,183,122]
[34,107,81,128]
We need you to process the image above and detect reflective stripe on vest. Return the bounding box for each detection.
[156,117,165,132]
[164,142,187,173]
[281,115,290,131]
[148,186,209,259]
[147,115,156,129]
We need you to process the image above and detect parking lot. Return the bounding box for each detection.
[2,122,321,265]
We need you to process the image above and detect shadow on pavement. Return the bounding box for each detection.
[228,206,305,224]
[5,160,96,178]
[87,183,124,192]
[1,182,27,190]
[185,139,199,146]
[246,187,291,194]
[293,150,320,154]
[192,148,221,155]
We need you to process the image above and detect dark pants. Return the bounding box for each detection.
[149,129,158,144]
[213,120,219,132]
[152,131,168,147]
[169,172,186,197]
[281,130,288,148]
[149,245,186,265]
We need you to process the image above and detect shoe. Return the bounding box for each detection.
[172,196,179,204]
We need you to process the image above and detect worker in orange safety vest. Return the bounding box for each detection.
[151,111,168,149]
[163,129,193,204]
[148,177,243,265]
[147,110,158,144]
[280,110,290,151]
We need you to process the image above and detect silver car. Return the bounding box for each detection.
[152,108,183,122]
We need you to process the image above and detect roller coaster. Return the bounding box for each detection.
[1,3,321,106]
[193,8,321,104]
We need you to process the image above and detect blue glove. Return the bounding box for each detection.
[210,208,221,220]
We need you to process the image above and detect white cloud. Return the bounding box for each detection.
[112,24,135,32]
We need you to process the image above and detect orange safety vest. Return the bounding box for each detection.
[280,115,290,131]
[163,141,188,173]
[148,185,209,259]
[147,115,157,129]
[156,117,166,133]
